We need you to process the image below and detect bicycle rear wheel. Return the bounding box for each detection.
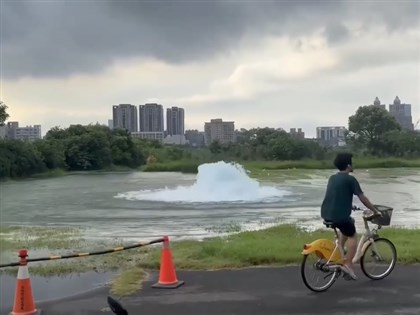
[301,253,339,292]
[360,237,397,280]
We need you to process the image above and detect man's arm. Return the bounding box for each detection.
[357,193,380,214]
[351,177,380,214]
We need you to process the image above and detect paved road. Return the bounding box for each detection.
[11,265,420,315]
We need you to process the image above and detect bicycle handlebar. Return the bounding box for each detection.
[352,205,383,221]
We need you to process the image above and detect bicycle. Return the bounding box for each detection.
[300,204,397,292]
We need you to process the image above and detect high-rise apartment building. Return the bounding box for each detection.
[166,107,185,136]
[139,103,164,132]
[185,129,205,147]
[389,96,414,130]
[112,104,138,132]
[204,119,235,145]
[316,126,346,147]
[289,128,305,140]
[5,122,42,140]
[131,131,165,142]
[372,97,386,111]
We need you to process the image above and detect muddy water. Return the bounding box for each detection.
[0,165,419,308]
[1,166,419,243]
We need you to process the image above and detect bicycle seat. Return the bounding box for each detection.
[323,220,337,229]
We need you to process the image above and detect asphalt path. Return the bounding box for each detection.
[6,265,420,315]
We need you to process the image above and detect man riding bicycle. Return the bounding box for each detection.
[320,153,380,280]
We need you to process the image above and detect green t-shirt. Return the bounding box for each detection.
[321,172,363,222]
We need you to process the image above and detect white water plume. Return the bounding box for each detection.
[115,161,291,203]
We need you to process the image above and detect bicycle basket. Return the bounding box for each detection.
[372,205,394,226]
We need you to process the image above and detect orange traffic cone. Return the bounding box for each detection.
[152,236,184,289]
[10,249,41,315]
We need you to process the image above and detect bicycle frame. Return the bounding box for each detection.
[352,216,381,263]
[302,211,382,267]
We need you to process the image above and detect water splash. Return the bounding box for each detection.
[115,161,291,203]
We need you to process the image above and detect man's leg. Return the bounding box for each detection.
[338,231,347,250]
[337,218,357,280]
[345,235,357,269]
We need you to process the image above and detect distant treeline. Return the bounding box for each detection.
[1,105,420,179]
[0,125,146,178]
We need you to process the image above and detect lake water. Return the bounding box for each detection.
[1,161,419,243]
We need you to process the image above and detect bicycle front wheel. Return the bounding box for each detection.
[360,237,397,280]
[301,253,338,292]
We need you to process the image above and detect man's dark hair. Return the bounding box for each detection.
[334,152,353,171]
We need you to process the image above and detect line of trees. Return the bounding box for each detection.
[193,105,420,161]
[0,124,149,178]
[1,104,419,179]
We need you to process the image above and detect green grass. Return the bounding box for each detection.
[110,267,149,297]
[138,225,420,270]
[141,158,420,174]
[0,169,68,182]
[1,224,419,297]
[142,160,201,173]
[0,226,85,251]
[0,165,139,181]
[241,157,420,171]
[4,158,419,181]
[108,224,420,296]
[30,168,68,179]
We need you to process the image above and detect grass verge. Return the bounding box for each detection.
[0,165,138,181]
[246,157,420,170]
[141,158,420,173]
[110,267,149,296]
[97,224,420,296]
[141,160,201,173]
[138,224,420,270]
[1,224,419,297]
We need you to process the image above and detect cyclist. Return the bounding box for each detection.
[320,152,380,280]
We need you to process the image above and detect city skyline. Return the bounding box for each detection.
[3,95,418,139]
[2,1,419,138]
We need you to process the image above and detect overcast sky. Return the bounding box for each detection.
[2,0,419,137]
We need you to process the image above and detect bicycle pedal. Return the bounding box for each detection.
[343,273,357,281]
[343,274,352,281]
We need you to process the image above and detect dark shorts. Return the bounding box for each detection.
[334,217,356,237]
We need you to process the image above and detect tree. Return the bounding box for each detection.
[379,130,420,157]
[0,140,46,177]
[347,105,401,155]
[34,139,66,169]
[209,140,222,155]
[0,101,9,126]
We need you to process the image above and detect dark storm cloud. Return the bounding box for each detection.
[1,0,419,79]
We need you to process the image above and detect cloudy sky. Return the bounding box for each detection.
[2,0,419,137]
